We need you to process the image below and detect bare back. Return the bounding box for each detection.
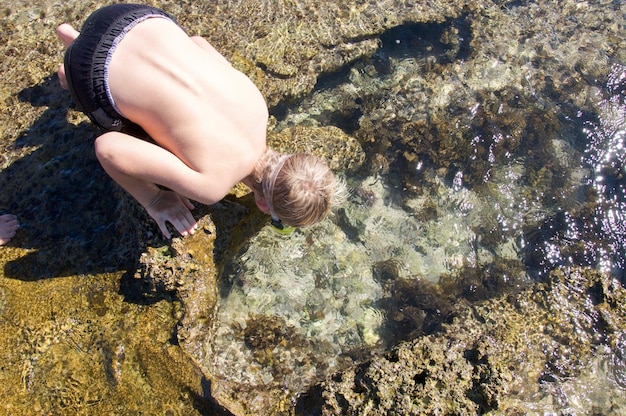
[107,18,268,190]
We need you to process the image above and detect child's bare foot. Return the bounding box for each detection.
[0,214,19,245]
[56,24,80,90]
[56,23,79,47]
[58,64,69,90]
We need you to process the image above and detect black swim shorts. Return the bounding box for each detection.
[63,4,178,133]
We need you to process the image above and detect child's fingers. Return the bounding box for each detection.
[157,220,172,239]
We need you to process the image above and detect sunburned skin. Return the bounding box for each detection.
[56,17,270,238]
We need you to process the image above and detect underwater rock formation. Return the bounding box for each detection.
[268,125,366,172]
[166,0,473,107]
[310,267,626,415]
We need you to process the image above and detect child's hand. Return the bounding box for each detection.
[144,189,197,239]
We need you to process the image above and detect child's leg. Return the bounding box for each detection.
[94,132,198,238]
[0,214,19,245]
[56,24,80,90]
[57,23,79,47]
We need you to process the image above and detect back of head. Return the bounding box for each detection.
[270,153,340,227]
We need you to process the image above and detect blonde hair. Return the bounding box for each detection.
[251,148,342,227]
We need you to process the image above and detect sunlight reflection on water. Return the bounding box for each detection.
[586,65,626,276]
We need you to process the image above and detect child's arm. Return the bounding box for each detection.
[94,131,219,238]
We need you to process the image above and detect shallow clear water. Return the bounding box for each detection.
[214,26,626,410]
[582,68,626,276]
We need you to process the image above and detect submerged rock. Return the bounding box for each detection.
[268,125,366,172]
[310,267,626,415]
[130,122,363,415]
[168,0,471,106]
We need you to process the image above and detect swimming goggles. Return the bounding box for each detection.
[263,154,295,235]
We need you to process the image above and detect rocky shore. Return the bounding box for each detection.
[1,0,625,415]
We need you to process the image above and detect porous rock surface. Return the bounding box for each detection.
[314,267,626,415]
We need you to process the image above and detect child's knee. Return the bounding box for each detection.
[94,133,116,163]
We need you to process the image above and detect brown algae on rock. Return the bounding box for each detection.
[313,268,626,415]
[0,269,211,415]
[268,125,366,172]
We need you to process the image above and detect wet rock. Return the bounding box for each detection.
[352,185,377,208]
[378,276,457,343]
[268,124,366,173]
[335,207,364,243]
[309,267,626,415]
[372,259,400,284]
[170,0,469,106]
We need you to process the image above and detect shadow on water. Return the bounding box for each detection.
[271,15,472,133]
[0,74,146,282]
[377,15,472,64]
[315,14,473,90]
